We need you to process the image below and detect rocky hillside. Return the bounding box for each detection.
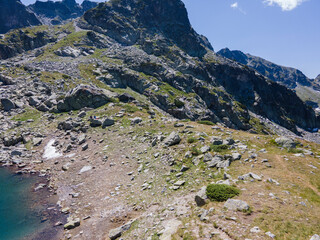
[218,48,320,109]
[0,0,319,134]
[0,0,320,240]
[217,48,318,90]
[29,0,98,25]
[0,0,41,34]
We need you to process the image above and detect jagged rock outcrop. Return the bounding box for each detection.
[78,0,320,132]
[82,0,213,57]
[81,0,98,12]
[0,28,56,59]
[217,48,318,90]
[56,85,115,112]
[0,0,41,34]
[29,0,97,25]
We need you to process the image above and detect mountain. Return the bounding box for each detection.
[0,0,318,133]
[1,0,320,239]
[0,0,41,34]
[29,0,98,25]
[217,48,318,90]
[217,48,320,108]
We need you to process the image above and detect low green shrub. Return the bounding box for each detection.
[187,137,197,143]
[191,146,201,156]
[210,144,229,152]
[206,184,240,202]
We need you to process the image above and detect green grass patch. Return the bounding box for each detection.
[197,120,215,126]
[187,137,198,144]
[287,148,303,154]
[11,108,41,121]
[206,184,240,202]
[190,146,201,156]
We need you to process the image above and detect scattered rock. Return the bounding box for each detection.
[90,118,102,127]
[102,118,115,128]
[131,117,142,125]
[108,220,134,240]
[265,231,276,238]
[163,132,181,146]
[310,234,320,240]
[195,186,207,207]
[224,199,250,211]
[275,137,297,149]
[1,98,15,111]
[64,218,80,230]
[32,137,43,146]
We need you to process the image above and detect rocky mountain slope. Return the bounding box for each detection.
[0,0,319,133]
[217,48,318,90]
[217,48,320,109]
[0,0,320,239]
[0,0,41,34]
[28,0,98,25]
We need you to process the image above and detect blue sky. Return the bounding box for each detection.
[21,0,319,78]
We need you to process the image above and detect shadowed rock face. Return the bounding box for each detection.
[29,0,98,24]
[0,0,41,34]
[83,0,213,57]
[217,48,318,90]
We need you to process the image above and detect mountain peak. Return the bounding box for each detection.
[0,0,41,34]
[83,0,213,57]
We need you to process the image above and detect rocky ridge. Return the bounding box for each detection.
[29,0,98,26]
[217,48,320,109]
[0,0,41,34]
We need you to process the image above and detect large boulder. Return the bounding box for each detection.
[224,199,250,211]
[1,98,15,111]
[0,74,14,85]
[89,118,102,127]
[108,220,134,240]
[195,186,208,207]
[102,118,115,128]
[57,85,114,112]
[275,137,297,149]
[163,132,181,146]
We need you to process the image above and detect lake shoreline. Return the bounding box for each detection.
[0,164,66,240]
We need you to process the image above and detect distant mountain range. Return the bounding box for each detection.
[217,48,319,90]
[0,0,98,34]
[218,48,320,108]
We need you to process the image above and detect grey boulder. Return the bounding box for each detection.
[275,137,297,149]
[163,131,181,146]
[57,85,113,112]
[224,199,250,211]
[1,98,15,111]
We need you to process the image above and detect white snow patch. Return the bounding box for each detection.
[43,139,62,160]
[79,166,92,174]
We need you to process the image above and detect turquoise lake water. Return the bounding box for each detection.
[0,167,45,240]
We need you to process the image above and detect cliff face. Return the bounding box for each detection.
[217,48,318,90]
[0,0,41,34]
[83,0,213,57]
